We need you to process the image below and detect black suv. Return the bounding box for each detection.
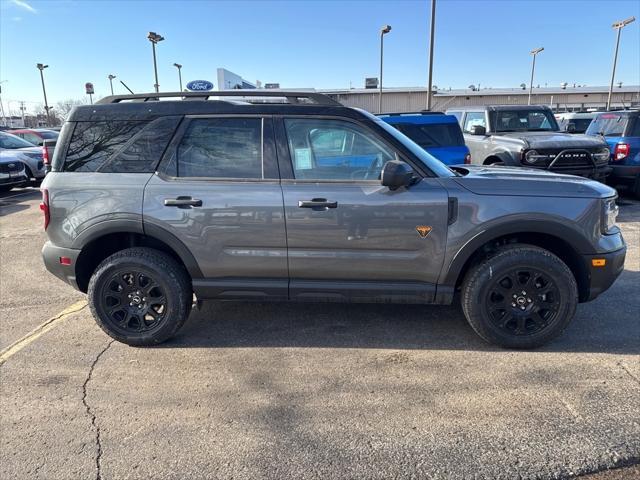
[41,91,625,348]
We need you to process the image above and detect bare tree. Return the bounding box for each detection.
[55,98,88,121]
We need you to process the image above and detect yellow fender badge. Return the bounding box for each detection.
[416,226,432,238]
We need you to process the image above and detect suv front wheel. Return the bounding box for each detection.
[88,247,192,346]
[461,244,578,349]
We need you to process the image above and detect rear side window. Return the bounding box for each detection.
[64,121,148,172]
[176,118,263,178]
[63,118,180,172]
[586,114,629,137]
[394,123,464,148]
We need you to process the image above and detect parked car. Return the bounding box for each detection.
[41,90,625,349]
[445,105,611,180]
[9,128,59,146]
[554,112,597,134]
[0,155,29,192]
[586,110,640,197]
[379,112,471,165]
[0,131,47,185]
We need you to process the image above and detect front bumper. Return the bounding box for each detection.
[581,245,626,302]
[42,241,81,290]
[0,172,30,188]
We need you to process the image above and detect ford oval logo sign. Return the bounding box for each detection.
[186,80,214,91]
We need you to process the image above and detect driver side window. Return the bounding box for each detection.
[284,118,396,180]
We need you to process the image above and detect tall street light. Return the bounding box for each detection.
[426,0,436,111]
[378,24,392,114]
[173,63,183,91]
[36,63,51,127]
[527,47,544,105]
[108,74,116,95]
[147,31,165,93]
[607,16,635,111]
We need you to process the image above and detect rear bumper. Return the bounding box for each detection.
[609,164,640,183]
[42,241,81,291]
[581,245,626,302]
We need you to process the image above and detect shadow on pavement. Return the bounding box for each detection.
[0,188,40,216]
[162,269,640,355]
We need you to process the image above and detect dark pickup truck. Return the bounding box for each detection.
[446,105,612,181]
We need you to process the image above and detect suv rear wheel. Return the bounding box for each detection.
[461,244,578,349]
[88,247,192,346]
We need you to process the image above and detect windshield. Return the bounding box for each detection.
[361,111,456,177]
[0,132,36,149]
[393,123,465,148]
[38,130,59,140]
[493,110,558,132]
[586,114,629,137]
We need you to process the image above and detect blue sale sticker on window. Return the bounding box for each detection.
[294,148,312,170]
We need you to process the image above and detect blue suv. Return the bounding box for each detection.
[586,110,640,197]
[380,112,470,166]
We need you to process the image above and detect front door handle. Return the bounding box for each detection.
[298,198,338,210]
[164,196,203,208]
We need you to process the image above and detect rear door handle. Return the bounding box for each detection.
[164,196,203,208]
[298,198,338,210]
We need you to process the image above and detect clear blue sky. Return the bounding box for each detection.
[1,0,639,112]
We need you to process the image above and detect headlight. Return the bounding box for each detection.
[592,147,611,163]
[524,149,544,164]
[602,197,619,234]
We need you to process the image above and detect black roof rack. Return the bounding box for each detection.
[97,90,341,106]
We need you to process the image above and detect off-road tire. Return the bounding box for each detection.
[88,247,192,346]
[461,244,578,349]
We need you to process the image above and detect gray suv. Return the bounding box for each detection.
[41,91,626,349]
[446,105,611,180]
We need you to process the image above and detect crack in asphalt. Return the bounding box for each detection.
[82,340,115,480]
[617,361,640,386]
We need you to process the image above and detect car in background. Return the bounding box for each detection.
[0,132,47,185]
[555,112,597,134]
[586,110,640,197]
[0,155,29,192]
[446,105,611,181]
[9,128,59,146]
[379,112,470,165]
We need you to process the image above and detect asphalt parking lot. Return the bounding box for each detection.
[0,187,638,480]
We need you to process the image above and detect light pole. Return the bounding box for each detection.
[527,47,544,105]
[173,63,183,91]
[378,24,392,114]
[607,16,635,111]
[426,0,436,111]
[147,31,165,93]
[108,74,116,95]
[36,63,51,126]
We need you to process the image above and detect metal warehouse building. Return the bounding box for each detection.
[323,85,640,113]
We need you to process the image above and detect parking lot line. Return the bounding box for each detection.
[0,301,87,366]
[0,189,40,201]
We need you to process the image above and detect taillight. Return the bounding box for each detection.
[40,188,50,230]
[613,143,630,161]
[42,145,50,166]
[464,153,472,164]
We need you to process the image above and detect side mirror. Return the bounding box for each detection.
[469,125,486,136]
[381,160,414,190]
[566,122,576,133]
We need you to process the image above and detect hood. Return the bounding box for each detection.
[451,165,615,198]
[496,131,607,150]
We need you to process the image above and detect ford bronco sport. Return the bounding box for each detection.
[446,105,612,180]
[41,91,626,349]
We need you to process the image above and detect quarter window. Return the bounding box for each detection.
[176,118,263,178]
[463,112,486,132]
[284,118,396,180]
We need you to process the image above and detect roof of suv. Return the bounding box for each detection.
[447,105,552,112]
[68,90,357,122]
[378,112,459,126]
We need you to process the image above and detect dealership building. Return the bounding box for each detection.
[322,85,640,113]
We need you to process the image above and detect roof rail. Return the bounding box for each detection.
[378,111,445,116]
[97,90,341,106]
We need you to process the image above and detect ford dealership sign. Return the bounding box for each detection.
[186,80,214,91]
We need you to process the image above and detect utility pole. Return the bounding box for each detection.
[378,24,392,114]
[108,74,116,95]
[607,16,635,111]
[426,0,436,111]
[147,32,165,93]
[528,47,544,105]
[36,63,51,127]
[173,63,183,91]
